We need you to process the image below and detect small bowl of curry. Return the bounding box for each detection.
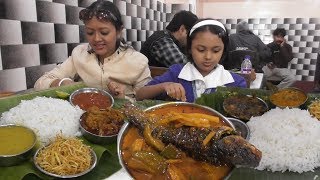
[0,124,37,166]
[69,88,114,111]
[79,106,125,144]
[269,87,308,108]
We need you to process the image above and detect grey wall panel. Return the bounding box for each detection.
[66,5,83,25]
[137,6,146,19]
[141,0,150,8]
[127,29,137,42]
[0,20,22,45]
[53,0,78,6]
[39,43,68,64]
[21,22,55,44]
[150,0,157,10]
[164,4,171,13]
[55,24,80,43]
[0,48,2,70]
[126,3,137,17]
[0,68,27,92]
[141,19,149,30]
[115,0,126,16]
[79,25,88,43]
[4,0,37,21]
[131,0,141,6]
[137,30,146,41]
[171,4,190,14]
[147,9,154,21]
[1,44,40,69]
[132,17,141,30]
[36,1,66,23]
[0,1,5,19]
[25,64,57,89]
[122,15,132,29]
[78,0,97,8]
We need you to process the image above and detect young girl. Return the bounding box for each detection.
[34,1,151,99]
[136,19,246,102]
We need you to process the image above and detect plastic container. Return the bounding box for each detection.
[241,55,252,74]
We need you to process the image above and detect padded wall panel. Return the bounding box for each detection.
[21,22,55,44]
[53,0,78,6]
[0,68,26,92]
[1,44,40,69]
[0,20,22,45]
[25,64,57,89]
[4,0,37,22]
[55,24,80,43]
[65,5,83,25]
[36,1,66,24]
[39,43,68,64]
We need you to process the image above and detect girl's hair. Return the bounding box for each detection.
[79,0,128,50]
[187,18,229,62]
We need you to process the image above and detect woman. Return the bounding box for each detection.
[35,0,151,99]
[136,19,246,102]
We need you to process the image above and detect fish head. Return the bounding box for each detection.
[217,135,262,167]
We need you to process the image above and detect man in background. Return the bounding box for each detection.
[140,10,198,67]
[263,28,295,89]
[224,21,271,73]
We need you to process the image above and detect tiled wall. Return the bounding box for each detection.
[219,18,320,81]
[0,0,193,92]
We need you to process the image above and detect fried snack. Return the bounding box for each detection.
[35,136,92,176]
[308,100,320,120]
[157,112,220,128]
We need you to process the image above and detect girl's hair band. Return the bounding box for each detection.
[189,20,226,36]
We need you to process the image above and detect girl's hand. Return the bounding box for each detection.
[163,82,187,102]
[107,81,125,98]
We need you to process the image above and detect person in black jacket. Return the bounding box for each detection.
[262,28,295,89]
[224,21,271,73]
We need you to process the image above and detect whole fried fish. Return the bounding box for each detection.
[124,104,262,167]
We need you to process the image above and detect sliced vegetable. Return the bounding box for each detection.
[130,139,145,152]
[160,144,182,159]
[143,124,165,151]
[203,131,216,146]
[132,151,167,174]
[167,164,187,180]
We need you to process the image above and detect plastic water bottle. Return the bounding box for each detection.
[241,55,252,74]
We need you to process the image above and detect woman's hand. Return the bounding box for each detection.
[107,80,125,98]
[162,82,187,102]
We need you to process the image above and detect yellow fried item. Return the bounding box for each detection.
[157,112,219,128]
[308,100,320,120]
[35,136,92,176]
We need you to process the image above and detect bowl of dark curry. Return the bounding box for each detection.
[79,106,125,144]
[223,95,268,121]
[269,87,308,108]
[69,88,114,111]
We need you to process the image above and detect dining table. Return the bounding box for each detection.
[1,83,320,180]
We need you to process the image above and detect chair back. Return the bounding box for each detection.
[149,66,168,78]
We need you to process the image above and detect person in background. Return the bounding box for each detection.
[140,10,198,68]
[34,0,151,99]
[136,19,246,102]
[223,21,271,81]
[263,28,295,89]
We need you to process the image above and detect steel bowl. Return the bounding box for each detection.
[69,87,114,110]
[79,112,118,144]
[117,102,235,178]
[33,145,97,178]
[228,118,250,140]
[0,124,37,166]
[269,87,308,108]
[223,95,269,121]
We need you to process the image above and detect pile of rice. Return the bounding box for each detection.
[248,108,320,173]
[0,97,84,145]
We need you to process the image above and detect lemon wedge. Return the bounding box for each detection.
[56,91,70,99]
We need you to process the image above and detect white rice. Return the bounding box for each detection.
[0,97,84,145]
[248,107,320,173]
